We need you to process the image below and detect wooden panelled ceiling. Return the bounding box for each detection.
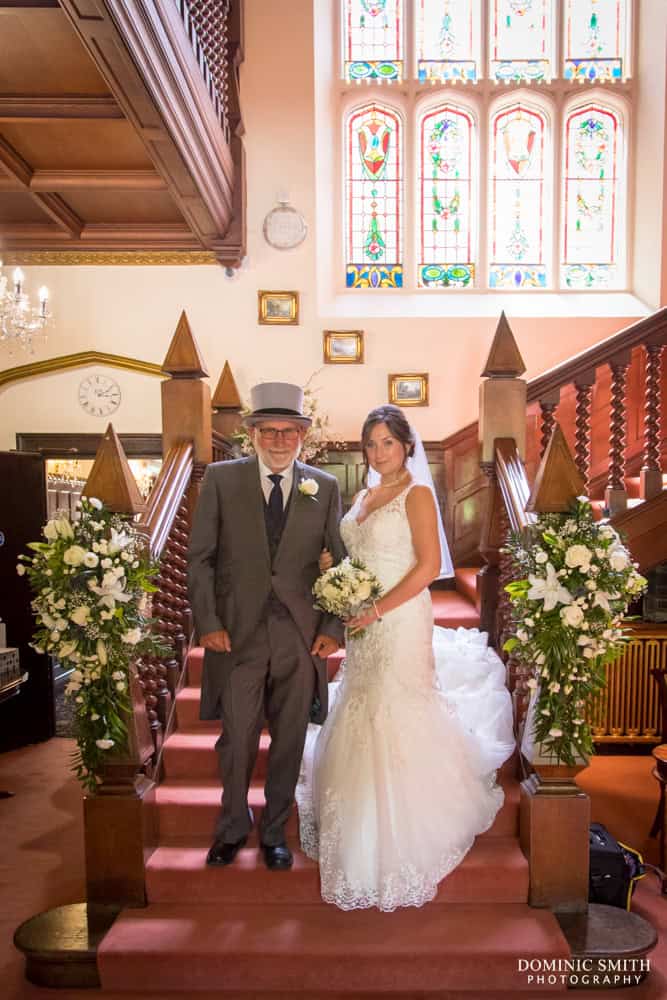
[0,0,244,264]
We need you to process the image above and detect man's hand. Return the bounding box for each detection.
[200,629,232,653]
[311,634,339,659]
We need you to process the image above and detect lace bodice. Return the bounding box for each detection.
[341,484,419,592]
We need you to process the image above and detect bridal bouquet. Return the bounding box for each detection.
[503,497,647,766]
[17,496,168,792]
[313,557,383,637]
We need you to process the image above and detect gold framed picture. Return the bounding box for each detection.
[388,373,429,407]
[258,290,299,325]
[323,330,364,364]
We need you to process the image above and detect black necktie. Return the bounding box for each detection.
[268,473,284,525]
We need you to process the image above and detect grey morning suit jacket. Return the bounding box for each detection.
[187,456,346,724]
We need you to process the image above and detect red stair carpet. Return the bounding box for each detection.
[97,575,573,995]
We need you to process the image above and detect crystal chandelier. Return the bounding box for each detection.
[0,261,51,354]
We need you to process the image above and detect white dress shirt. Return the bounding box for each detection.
[257,457,295,507]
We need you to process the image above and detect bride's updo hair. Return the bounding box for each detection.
[360,404,416,467]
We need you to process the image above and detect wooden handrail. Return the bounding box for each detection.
[140,442,194,558]
[495,438,536,535]
[527,309,667,402]
[442,308,667,455]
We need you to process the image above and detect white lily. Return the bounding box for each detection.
[527,563,572,612]
[89,570,132,608]
[593,590,612,613]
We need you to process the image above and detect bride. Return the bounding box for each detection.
[295,404,515,912]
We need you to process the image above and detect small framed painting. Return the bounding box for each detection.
[323,330,364,364]
[258,290,299,325]
[388,373,429,407]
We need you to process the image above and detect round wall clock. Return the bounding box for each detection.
[78,374,121,417]
[262,201,307,250]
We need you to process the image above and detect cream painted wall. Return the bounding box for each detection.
[0,0,663,451]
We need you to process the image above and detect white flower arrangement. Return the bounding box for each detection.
[298,477,319,500]
[313,557,383,638]
[503,497,647,766]
[17,497,169,792]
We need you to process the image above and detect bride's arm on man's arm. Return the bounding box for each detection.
[376,486,441,616]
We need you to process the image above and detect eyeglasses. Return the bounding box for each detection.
[257,427,301,443]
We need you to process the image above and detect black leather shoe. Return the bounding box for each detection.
[261,842,293,870]
[206,836,247,866]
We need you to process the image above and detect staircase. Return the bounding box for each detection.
[97,588,571,996]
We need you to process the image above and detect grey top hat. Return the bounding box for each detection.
[243,381,312,427]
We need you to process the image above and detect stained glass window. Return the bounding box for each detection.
[346,103,403,288]
[489,103,549,288]
[419,104,475,288]
[562,104,622,289]
[416,0,481,84]
[343,0,404,82]
[564,0,630,83]
[489,0,555,82]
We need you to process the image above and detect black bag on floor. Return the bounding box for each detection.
[589,822,647,910]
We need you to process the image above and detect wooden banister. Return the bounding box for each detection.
[495,438,535,535]
[526,308,667,403]
[140,442,194,558]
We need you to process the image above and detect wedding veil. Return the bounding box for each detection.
[367,430,454,580]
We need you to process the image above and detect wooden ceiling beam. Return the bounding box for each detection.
[0,169,167,191]
[0,135,32,186]
[0,1,59,7]
[0,95,123,121]
[1,223,201,250]
[33,191,83,236]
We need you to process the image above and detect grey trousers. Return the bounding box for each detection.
[213,606,316,846]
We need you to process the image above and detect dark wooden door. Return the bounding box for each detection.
[0,451,53,751]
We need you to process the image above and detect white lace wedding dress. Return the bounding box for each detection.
[296,483,515,912]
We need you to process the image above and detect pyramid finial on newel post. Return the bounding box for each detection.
[82,423,146,514]
[526,423,586,514]
[161,310,212,464]
[211,360,243,438]
[479,311,528,467]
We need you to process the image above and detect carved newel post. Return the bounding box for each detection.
[478,312,527,641]
[161,310,213,467]
[211,360,243,439]
[81,424,155,906]
[520,424,590,913]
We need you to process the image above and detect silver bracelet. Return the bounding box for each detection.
[372,600,383,622]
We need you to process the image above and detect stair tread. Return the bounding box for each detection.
[98,901,569,993]
[101,900,567,955]
[147,836,527,878]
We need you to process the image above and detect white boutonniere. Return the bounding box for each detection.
[298,477,319,502]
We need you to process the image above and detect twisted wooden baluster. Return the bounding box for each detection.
[137,654,162,754]
[572,372,595,495]
[538,390,560,457]
[640,342,665,500]
[605,353,630,514]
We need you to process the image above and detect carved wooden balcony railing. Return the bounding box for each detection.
[212,428,236,464]
[176,0,232,141]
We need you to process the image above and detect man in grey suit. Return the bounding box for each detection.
[188,382,345,870]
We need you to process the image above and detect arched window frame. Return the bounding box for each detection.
[487,91,554,289]
[343,99,406,288]
[560,89,629,291]
[334,1,635,294]
[415,93,480,288]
